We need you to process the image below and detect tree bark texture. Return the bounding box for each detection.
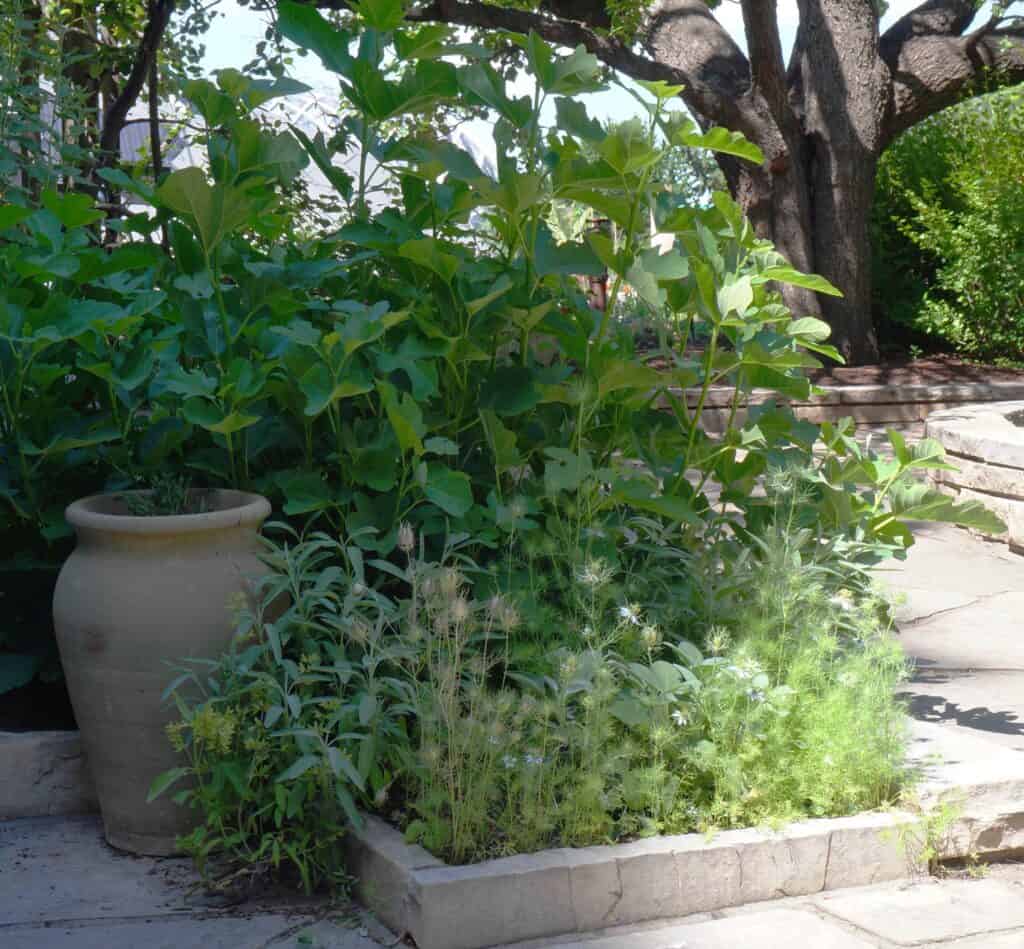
[394,0,1024,364]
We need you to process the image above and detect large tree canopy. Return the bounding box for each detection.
[39,0,1024,362]
[360,0,1023,363]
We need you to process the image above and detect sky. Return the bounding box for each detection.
[197,0,955,124]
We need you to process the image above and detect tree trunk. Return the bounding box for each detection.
[808,144,880,365]
[727,140,880,365]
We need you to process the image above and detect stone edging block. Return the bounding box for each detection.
[925,402,1024,469]
[344,811,922,949]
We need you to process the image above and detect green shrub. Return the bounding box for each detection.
[160,486,909,879]
[873,86,1024,360]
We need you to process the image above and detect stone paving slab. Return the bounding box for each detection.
[1,815,205,924]
[897,592,1024,671]
[879,522,1024,601]
[0,915,380,949]
[0,816,389,949]
[901,668,1024,751]
[523,909,876,949]
[813,877,1024,946]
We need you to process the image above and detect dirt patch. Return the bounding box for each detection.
[809,355,1024,387]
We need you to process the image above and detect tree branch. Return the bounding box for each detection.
[98,0,175,163]
[739,0,792,128]
[880,0,980,65]
[641,0,751,122]
[884,19,1024,144]
[391,0,761,128]
[401,0,680,80]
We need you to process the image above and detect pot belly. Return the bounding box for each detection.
[53,532,266,855]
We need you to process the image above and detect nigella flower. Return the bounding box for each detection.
[524,753,545,767]
[829,590,855,612]
[618,603,642,626]
[502,754,517,769]
[746,689,766,703]
[576,558,613,588]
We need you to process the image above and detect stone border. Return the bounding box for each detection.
[925,401,1024,551]
[344,812,922,949]
[0,730,97,820]
[680,381,1024,432]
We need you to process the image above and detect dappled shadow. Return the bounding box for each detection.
[898,689,1024,739]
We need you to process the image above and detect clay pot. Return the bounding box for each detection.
[52,489,271,855]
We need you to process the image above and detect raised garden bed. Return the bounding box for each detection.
[344,811,918,949]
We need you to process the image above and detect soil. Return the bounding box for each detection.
[809,354,1024,387]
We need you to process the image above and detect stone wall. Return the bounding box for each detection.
[926,402,1024,553]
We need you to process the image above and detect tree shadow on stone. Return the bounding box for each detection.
[898,690,1024,738]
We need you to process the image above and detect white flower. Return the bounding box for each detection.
[502,754,517,769]
[829,592,855,612]
[618,604,642,626]
[576,559,613,588]
[671,709,688,727]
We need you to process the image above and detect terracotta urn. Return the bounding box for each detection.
[52,489,271,855]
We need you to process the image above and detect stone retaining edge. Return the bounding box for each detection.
[345,812,926,949]
[680,381,1024,410]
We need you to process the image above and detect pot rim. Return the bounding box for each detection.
[66,489,272,536]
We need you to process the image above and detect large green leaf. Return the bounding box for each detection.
[351,0,407,30]
[479,367,541,417]
[375,335,444,400]
[522,34,602,95]
[215,69,311,111]
[41,189,104,229]
[378,379,424,454]
[717,275,754,316]
[479,409,521,471]
[398,238,460,283]
[156,169,255,254]
[0,205,33,231]
[670,120,765,164]
[544,447,593,494]
[346,60,458,122]
[753,265,842,296]
[277,470,335,515]
[882,482,1006,535]
[424,463,473,518]
[534,225,605,277]
[554,98,605,143]
[277,2,355,76]
[183,399,261,435]
[300,362,374,416]
[457,63,531,126]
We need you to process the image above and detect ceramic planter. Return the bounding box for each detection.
[52,489,271,855]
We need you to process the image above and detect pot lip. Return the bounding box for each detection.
[66,489,272,535]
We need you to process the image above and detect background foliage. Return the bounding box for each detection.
[872,84,1024,361]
